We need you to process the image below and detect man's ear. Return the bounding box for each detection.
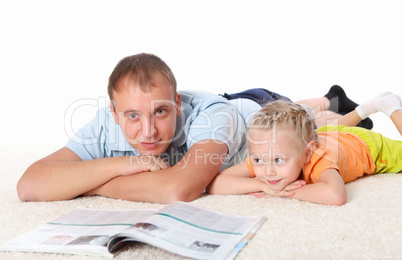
[175,93,181,116]
[304,141,316,163]
[110,101,118,124]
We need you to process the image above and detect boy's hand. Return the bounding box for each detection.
[284,179,306,192]
[249,180,306,198]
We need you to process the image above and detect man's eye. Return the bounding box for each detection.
[155,109,166,116]
[128,113,138,120]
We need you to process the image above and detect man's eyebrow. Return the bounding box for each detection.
[153,104,171,111]
[122,104,172,114]
[123,109,140,114]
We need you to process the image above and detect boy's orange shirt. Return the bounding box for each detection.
[302,131,376,184]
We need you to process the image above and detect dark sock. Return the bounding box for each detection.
[338,111,374,130]
[357,118,374,130]
[324,85,373,130]
[324,85,359,114]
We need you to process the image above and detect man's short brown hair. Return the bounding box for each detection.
[108,53,177,99]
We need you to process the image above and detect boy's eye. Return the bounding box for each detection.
[275,158,285,165]
[253,158,263,165]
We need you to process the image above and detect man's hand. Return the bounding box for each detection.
[249,179,306,198]
[125,155,170,175]
[82,155,170,197]
[82,140,228,203]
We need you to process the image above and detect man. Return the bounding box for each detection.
[17,53,260,202]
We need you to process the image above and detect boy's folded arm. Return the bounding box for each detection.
[206,174,265,195]
[290,169,347,206]
[215,161,251,176]
[250,179,306,198]
[88,140,230,203]
[207,164,305,196]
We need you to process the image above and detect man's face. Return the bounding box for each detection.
[111,76,181,156]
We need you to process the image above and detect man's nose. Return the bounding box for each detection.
[143,124,156,138]
[141,117,157,139]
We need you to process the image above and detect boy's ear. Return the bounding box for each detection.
[110,101,118,124]
[175,93,181,116]
[304,141,316,163]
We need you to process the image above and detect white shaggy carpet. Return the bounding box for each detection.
[1,141,401,260]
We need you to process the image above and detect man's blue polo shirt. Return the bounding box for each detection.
[66,90,261,170]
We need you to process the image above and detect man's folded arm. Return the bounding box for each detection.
[87,140,229,203]
[17,147,152,201]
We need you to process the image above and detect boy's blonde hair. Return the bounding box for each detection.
[107,53,177,99]
[249,100,318,147]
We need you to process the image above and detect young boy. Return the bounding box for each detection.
[17,53,368,203]
[207,93,402,205]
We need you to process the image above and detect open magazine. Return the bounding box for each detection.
[0,202,266,259]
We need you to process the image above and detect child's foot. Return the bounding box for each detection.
[324,85,358,114]
[356,117,374,129]
[338,111,373,129]
[374,93,402,117]
[325,85,374,129]
[355,92,392,119]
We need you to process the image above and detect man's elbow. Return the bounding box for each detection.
[166,186,203,203]
[16,179,39,201]
[205,184,220,195]
[169,192,200,203]
[16,173,52,202]
[16,163,47,201]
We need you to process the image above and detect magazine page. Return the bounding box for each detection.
[108,202,267,260]
[224,216,266,260]
[0,207,156,258]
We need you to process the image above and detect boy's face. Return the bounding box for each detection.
[247,126,305,191]
[111,75,181,156]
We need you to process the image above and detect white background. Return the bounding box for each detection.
[1,0,401,157]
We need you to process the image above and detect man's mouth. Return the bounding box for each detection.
[141,141,160,150]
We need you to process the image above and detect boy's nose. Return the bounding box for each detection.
[264,165,277,177]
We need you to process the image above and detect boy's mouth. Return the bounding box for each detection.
[267,179,281,185]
